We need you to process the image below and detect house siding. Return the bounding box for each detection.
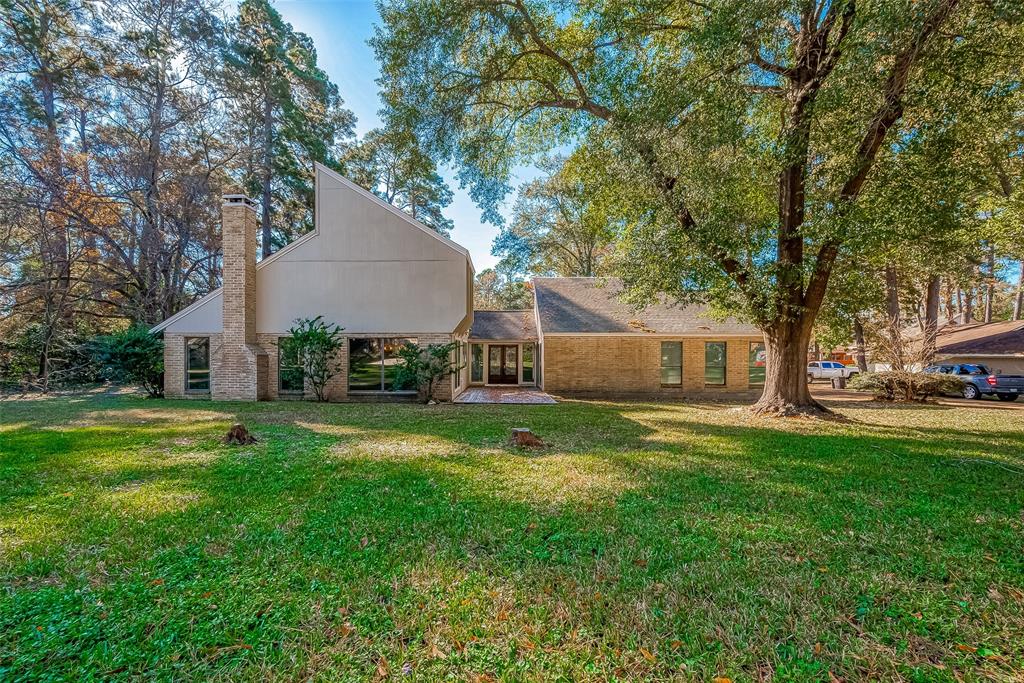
[541,335,764,397]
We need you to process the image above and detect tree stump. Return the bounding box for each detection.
[510,427,544,448]
[224,423,257,445]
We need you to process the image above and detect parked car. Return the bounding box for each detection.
[923,363,1024,401]
[807,361,859,383]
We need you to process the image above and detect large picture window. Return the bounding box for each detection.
[471,344,484,383]
[660,341,682,385]
[748,342,766,386]
[705,342,727,386]
[349,338,418,392]
[186,337,210,392]
[278,336,304,394]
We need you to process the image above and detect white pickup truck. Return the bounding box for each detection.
[807,361,859,383]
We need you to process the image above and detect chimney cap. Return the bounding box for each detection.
[222,194,258,209]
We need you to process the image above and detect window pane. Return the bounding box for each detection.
[471,344,483,382]
[748,342,766,386]
[705,342,726,385]
[661,367,682,385]
[383,338,417,391]
[279,337,304,393]
[661,342,681,367]
[186,338,210,391]
[349,338,382,390]
[489,346,501,378]
[522,343,534,383]
[660,342,682,385]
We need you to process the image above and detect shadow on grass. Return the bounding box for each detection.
[1,395,1023,681]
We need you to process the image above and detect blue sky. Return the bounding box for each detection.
[273,0,508,271]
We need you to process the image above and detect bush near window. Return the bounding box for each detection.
[849,371,964,402]
[287,316,345,402]
[394,341,464,403]
[92,326,164,397]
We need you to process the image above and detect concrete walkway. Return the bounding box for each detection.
[454,386,557,404]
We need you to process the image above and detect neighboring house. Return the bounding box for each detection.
[153,166,767,401]
[932,320,1024,375]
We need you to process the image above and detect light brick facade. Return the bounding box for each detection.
[214,197,268,401]
[541,335,764,397]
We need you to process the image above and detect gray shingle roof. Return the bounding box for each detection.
[936,320,1024,355]
[532,277,760,335]
[469,310,537,340]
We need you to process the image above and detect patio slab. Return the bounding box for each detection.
[454,386,557,404]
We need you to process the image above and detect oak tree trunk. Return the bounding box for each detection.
[751,318,823,416]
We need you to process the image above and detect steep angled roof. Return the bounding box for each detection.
[936,320,1024,355]
[469,310,537,340]
[532,277,760,335]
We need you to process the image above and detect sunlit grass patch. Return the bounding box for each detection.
[0,394,1022,681]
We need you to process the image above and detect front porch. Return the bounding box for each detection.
[454,386,557,404]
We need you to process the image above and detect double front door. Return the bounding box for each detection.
[488,345,518,384]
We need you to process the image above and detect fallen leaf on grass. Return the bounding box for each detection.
[639,647,656,663]
[713,677,732,683]
[633,559,648,568]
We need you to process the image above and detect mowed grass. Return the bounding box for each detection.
[1,394,1023,682]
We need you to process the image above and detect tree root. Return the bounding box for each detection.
[749,396,833,418]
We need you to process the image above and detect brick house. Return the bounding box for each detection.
[152,164,766,401]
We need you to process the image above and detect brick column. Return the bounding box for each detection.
[214,195,268,401]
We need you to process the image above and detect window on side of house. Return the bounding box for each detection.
[278,336,304,394]
[186,337,210,392]
[471,344,484,383]
[705,341,727,386]
[522,343,534,383]
[748,342,766,386]
[660,341,682,385]
[349,338,419,391]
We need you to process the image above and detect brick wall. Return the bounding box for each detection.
[541,335,765,397]
[162,333,223,400]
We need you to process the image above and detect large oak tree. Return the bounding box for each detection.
[372,0,1020,414]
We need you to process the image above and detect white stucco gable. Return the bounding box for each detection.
[153,164,473,335]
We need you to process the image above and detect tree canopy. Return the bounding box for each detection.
[373,0,1023,412]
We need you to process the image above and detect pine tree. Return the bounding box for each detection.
[225,0,355,257]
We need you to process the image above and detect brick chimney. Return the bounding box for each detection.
[215,195,268,400]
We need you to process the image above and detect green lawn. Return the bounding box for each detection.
[1,394,1022,681]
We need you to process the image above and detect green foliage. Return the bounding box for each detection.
[849,371,964,402]
[286,316,345,401]
[473,268,534,310]
[226,0,356,249]
[394,341,463,403]
[347,126,454,235]
[496,152,618,277]
[0,322,100,393]
[91,327,165,397]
